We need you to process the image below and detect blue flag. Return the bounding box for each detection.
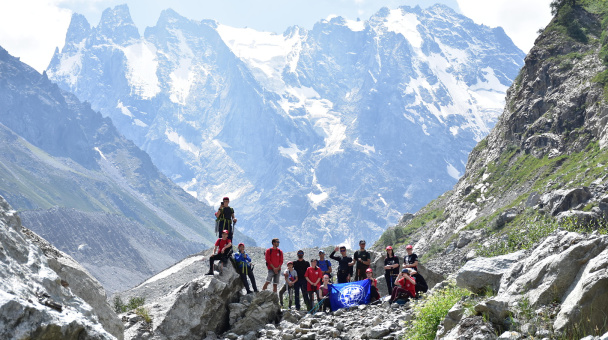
[328,279,371,311]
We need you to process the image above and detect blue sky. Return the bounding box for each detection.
[0,0,552,72]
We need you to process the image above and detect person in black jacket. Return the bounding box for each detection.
[410,269,428,296]
[329,246,353,283]
[383,246,400,293]
[292,250,311,311]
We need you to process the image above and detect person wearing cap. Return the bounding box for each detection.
[263,238,283,293]
[352,240,371,281]
[279,261,298,308]
[403,244,419,272]
[217,197,237,240]
[365,268,380,302]
[317,250,332,279]
[389,268,416,304]
[305,259,324,307]
[330,246,354,283]
[234,243,258,294]
[206,230,232,275]
[292,250,311,310]
[384,246,400,293]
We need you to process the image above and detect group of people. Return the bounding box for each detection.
[206,197,428,312]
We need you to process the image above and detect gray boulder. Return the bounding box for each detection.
[229,291,280,335]
[541,187,592,216]
[455,251,524,294]
[554,246,608,332]
[0,195,115,340]
[440,316,497,340]
[418,263,445,290]
[23,228,123,339]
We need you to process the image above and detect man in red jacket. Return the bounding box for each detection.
[389,268,416,304]
[206,230,232,275]
[262,238,283,292]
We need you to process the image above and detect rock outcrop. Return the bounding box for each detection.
[0,195,118,339]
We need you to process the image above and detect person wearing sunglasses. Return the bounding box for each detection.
[329,246,354,283]
[292,250,311,310]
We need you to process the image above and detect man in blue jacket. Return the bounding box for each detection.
[234,243,258,294]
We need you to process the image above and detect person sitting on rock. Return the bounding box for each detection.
[366,268,380,302]
[389,268,416,304]
[262,238,283,293]
[320,274,332,313]
[409,269,428,296]
[234,242,258,294]
[403,244,418,272]
[384,246,400,294]
[279,261,298,308]
[329,246,354,283]
[206,230,232,275]
[305,259,324,308]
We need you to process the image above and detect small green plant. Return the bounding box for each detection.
[135,306,152,323]
[113,296,146,313]
[405,283,471,340]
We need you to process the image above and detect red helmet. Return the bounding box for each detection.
[366,268,373,273]
[406,244,413,249]
[287,261,293,266]
[222,230,229,234]
[238,243,244,247]
[386,246,393,250]
[223,197,230,201]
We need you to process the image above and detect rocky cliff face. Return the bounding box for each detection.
[0,195,121,339]
[47,4,524,250]
[373,2,608,336]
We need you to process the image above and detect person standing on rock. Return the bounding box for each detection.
[305,259,323,308]
[317,250,332,280]
[330,246,354,283]
[366,268,380,302]
[214,201,224,236]
[279,261,298,308]
[262,238,283,293]
[292,250,311,310]
[389,268,416,304]
[234,243,258,294]
[384,246,400,293]
[320,274,332,313]
[403,244,418,272]
[217,197,237,240]
[206,230,232,275]
[352,240,371,281]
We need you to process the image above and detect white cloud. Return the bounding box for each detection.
[0,0,72,72]
[457,0,553,53]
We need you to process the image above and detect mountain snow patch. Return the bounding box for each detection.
[385,10,423,49]
[279,142,304,163]
[446,161,461,180]
[122,41,160,99]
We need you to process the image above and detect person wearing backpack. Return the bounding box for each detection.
[262,238,283,293]
[389,268,416,304]
[403,244,418,272]
[384,246,400,293]
[317,250,332,280]
[214,201,224,236]
[305,259,323,308]
[217,197,237,240]
[234,243,258,294]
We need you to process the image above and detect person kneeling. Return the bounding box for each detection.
[207,230,232,275]
[389,268,416,304]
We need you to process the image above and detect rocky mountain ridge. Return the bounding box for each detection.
[47,4,525,250]
[0,45,253,293]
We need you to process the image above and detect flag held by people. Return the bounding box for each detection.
[328,280,371,311]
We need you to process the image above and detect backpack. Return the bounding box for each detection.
[265,248,283,269]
